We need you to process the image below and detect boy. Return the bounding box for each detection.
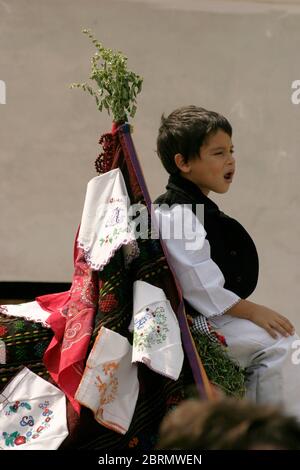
[154,105,300,419]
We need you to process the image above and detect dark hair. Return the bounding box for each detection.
[157,398,300,450]
[156,105,232,175]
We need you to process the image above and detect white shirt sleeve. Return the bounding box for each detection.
[154,204,240,318]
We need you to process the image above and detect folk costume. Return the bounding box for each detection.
[154,173,300,420]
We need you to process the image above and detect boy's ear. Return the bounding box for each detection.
[174,153,191,174]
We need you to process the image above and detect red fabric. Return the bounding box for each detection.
[38,240,99,414]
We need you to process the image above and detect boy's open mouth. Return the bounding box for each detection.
[224,171,234,181]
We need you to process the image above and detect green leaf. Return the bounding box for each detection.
[71,29,143,122]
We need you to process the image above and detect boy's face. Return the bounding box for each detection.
[177,129,235,196]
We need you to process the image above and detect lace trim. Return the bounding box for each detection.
[205,297,241,319]
[0,304,50,328]
[78,238,138,271]
[221,297,241,315]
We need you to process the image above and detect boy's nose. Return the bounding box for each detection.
[228,153,235,164]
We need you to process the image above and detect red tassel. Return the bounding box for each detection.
[95,133,114,174]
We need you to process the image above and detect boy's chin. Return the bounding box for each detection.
[211,186,230,194]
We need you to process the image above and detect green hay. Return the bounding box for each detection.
[193,332,246,398]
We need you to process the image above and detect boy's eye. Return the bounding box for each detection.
[213,149,234,156]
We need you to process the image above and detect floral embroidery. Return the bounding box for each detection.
[39,400,50,409]
[99,226,130,246]
[5,401,31,415]
[81,275,98,306]
[109,197,125,204]
[2,400,54,448]
[133,305,169,351]
[65,322,81,339]
[2,433,26,446]
[102,361,118,377]
[20,415,34,427]
[95,361,119,406]
[64,302,79,319]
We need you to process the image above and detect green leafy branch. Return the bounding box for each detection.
[70,29,143,123]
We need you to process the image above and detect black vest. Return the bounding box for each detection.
[154,173,259,299]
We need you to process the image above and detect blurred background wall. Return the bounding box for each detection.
[1,0,300,326]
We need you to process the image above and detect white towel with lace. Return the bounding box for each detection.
[0,367,68,450]
[130,280,184,380]
[77,168,138,271]
[75,326,139,434]
[0,301,50,328]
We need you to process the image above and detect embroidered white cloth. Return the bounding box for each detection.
[0,301,50,328]
[0,367,68,450]
[130,281,184,380]
[77,168,138,271]
[75,326,139,435]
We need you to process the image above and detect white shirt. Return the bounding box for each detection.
[154,204,240,320]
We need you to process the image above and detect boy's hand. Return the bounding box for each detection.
[246,305,295,339]
[229,299,295,339]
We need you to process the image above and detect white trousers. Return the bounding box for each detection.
[209,314,300,420]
